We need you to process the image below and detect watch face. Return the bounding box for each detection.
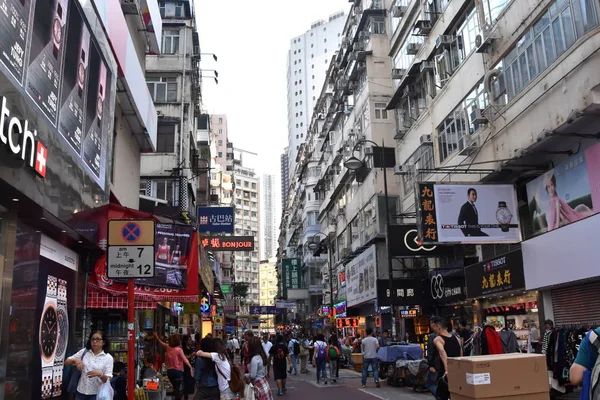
[55,308,69,358]
[496,208,513,224]
[96,96,103,119]
[52,18,62,45]
[40,306,58,361]
[77,63,85,87]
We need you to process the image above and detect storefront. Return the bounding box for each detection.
[426,259,472,331]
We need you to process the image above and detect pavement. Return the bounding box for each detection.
[261,364,432,400]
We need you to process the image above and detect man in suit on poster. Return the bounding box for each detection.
[458,188,488,237]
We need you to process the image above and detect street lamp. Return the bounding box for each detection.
[201,53,218,62]
[344,139,395,334]
[308,232,335,323]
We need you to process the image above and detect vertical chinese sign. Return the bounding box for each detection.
[417,183,438,244]
[282,258,301,298]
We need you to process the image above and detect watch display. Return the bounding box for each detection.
[52,4,63,59]
[496,201,513,232]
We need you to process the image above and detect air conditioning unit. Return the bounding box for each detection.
[349,81,358,91]
[403,84,417,98]
[342,37,351,48]
[354,41,366,51]
[317,113,325,120]
[357,61,367,71]
[393,165,408,175]
[391,68,406,79]
[393,128,407,140]
[338,206,346,215]
[458,135,481,156]
[435,35,455,50]
[329,215,338,225]
[406,43,421,55]
[359,31,370,40]
[392,5,407,17]
[414,20,433,35]
[420,134,432,144]
[470,108,489,125]
[475,30,496,54]
[420,61,435,73]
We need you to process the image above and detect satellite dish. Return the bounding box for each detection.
[475,34,483,48]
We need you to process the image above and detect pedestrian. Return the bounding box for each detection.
[246,337,274,400]
[298,334,310,373]
[182,335,196,400]
[154,333,194,400]
[196,338,239,400]
[327,336,341,383]
[569,326,600,396]
[425,317,440,399]
[242,331,254,372]
[312,333,329,384]
[360,328,380,388]
[262,333,273,378]
[270,335,293,396]
[226,336,235,361]
[330,334,342,378]
[377,331,389,348]
[308,335,315,363]
[65,331,114,400]
[287,336,299,375]
[233,336,240,361]
[431,316,462,400]
[193,337,220,400]
[456,319,473,355]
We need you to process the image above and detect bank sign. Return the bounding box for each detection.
[197,207,234,234]
[1,96,47,177]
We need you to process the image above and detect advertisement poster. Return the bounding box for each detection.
[197,206,235,234]
[282,258,301,298]
[526,142,600,236]
[0,0,32,82]
[132,223,194,289]
[346,244,377,307]
[57,0,90,154]
[25,0,68,124]
[418,183,521,244]
[465,250,525,299]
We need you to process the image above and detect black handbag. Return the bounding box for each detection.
[65,349,88,394]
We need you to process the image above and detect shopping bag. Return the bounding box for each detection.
[97,380,114,400]
[244,384,255,400]
[65,349,87,394]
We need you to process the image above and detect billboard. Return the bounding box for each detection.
[388,224,454,257]
[346,244,377,307]
[376,279,424,306]
[282,258,301,298]
[417,183,521,244]
[200,236,254,251]
[0,0,114,190]
[465,250,525,299]
[526,142,600,236]
[197,206,235,234]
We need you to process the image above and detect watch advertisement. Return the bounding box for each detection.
[526,141,600,237]
[57,0,90,154]
[465,249,525,299]
[417,183,521,244]
[0,0,31,82]
[25,0,68,125]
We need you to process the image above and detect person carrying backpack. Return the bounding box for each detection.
[312,334,329,384]
[287,337,299,375]
[569,327,600,400]
[327,337,341,384]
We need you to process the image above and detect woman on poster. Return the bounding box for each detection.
[171,244,182,265]
[155,237,171,264]
[543,171,593,230]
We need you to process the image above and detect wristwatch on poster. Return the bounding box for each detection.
[495,201,513,232]
[52,3,63,59]
[77,49,86,98]
[53,278,68,397]
[96,83,104,128]
[40,275,58,399]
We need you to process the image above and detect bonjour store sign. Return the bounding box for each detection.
[0,96,47,177]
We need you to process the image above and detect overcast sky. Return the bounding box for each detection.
[195,0,350,175]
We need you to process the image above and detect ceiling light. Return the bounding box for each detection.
[61,230,67,233]
[78,240,83,244]
[12,198,19,202]
[40,217,47,220]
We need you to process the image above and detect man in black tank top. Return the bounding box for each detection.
[431,316,462,400]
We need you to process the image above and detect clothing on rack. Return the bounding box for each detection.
[482,325,504,355]
[499,329,520,353]
[542,326,590,388]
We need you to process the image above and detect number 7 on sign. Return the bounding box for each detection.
[138,247,144,257]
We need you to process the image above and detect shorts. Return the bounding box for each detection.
[273,367,287,381]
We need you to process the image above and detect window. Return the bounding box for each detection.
[156,124,175,152]
[152,179,177,204]
[371,18,386,34]
[251,212,257,217]
[159,3,165,17]
[175,2,183,17]
[482,0,511,26]
[244,181,249,188]
[251,183,257,189]
[162,30,180,54]
[218,117,223,123]
[374,103,388,119]
[218,152,223,158]
[218,140,223,146]
[218,129,223,134]
[147,77,177,102]
[210,173,217,180]
[401,144,435,196]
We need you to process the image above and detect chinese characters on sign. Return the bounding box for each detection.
[465,249,526,298]
[336,318,359,329]
[376,279,423,306]
[197,207,235,234]
[418,183,438,243]
[107,219,155,279]
[282,258,302,298]
[249,306,282,315]
[201,236,255,251]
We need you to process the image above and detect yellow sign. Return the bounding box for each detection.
[183,302,200,314]
[108,219,155,246]
[214,317,223,324]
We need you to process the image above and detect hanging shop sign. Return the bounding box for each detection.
[376,279,424,306]
[400,308,420,318]
[346,244,377,307]
[318,306,330,317]
[388,224,454,257]
[336,317,359,329]
[197,206,235,234]
[417,183,521,244]
[249,306,282,315]
[282,258,301,298]
[201,236,254,251]
[333,301,347,318]
[339,270,346,287]
[465,249,525,299]
[526,141,600,236]
[428,261,467,305]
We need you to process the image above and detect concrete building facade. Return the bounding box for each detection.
[259,257,278,333]
[261,174,278,260]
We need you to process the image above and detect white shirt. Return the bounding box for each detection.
[211,353,231,392]
[68,348,114,395]
[262,340,273,356]
[232,338,240,349]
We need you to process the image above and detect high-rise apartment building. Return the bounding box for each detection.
[233,153,261,305]
[261,174,278,259]
[259,258,278,333]
[211,114,229,169]
[286,11,346,181]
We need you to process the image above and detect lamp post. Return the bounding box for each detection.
[308,232,334,323]
[201,53,218,62]
[344,139,395,336]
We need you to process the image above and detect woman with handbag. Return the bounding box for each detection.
[245,337,273,400]
[196,339,241,400]
[194,337,220,400]
[65,331,114,400]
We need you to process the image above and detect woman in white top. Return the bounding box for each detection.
[197,339,239,400]
[65,330,114,400]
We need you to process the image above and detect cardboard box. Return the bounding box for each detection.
[447,353,548,398]
[450,393,549,400]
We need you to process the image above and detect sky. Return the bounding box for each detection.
[195,0,350,176]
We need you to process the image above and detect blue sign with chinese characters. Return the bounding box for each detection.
[249,306,283,315]
[197,207,235,234]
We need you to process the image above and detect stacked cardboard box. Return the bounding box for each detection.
[447,353,550,400]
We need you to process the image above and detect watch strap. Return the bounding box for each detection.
[47,275,57,298]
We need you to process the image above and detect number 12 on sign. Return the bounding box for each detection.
[107,245,156,279]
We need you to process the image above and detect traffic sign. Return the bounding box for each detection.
[107,246,155,278]
[108,219,155,246]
